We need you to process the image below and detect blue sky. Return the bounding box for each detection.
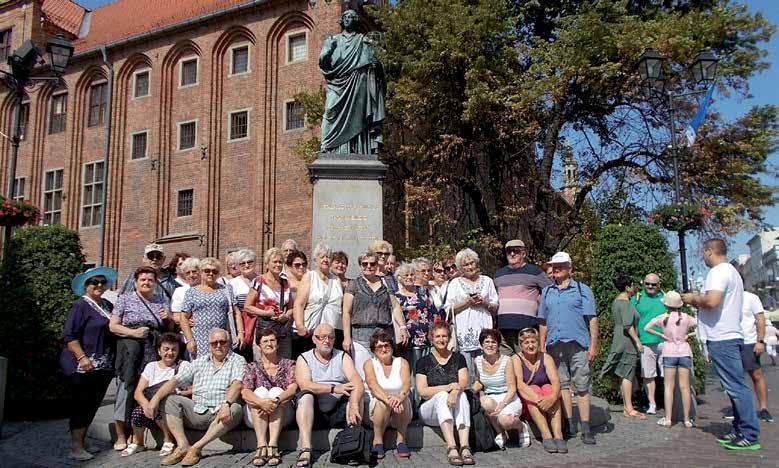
[76,0,777,264]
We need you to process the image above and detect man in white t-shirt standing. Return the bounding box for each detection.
[682,238,760,451]
[734,289,772,423]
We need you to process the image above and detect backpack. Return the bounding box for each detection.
[330,424,372,465]
[466,390,499,452]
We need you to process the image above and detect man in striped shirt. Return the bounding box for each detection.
[493,239,553,355]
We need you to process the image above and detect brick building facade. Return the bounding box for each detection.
[0,0,350,279]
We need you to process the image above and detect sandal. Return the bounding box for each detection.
[371,443,385,459]
[120,443,147,457]
[684,420,694,428]
[623,409,647,420]
[159,442,175,457]
[296,447,312,468]
[657,417,672,427]
[253,446,268,467]
[266,446,282,466]
[460,446,475,465]
[446,446,463,466]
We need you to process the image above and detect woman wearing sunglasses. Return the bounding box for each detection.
[284,249,309,300]
[61,266,118,460]
[179,258,244,360]
[343,250,408,379]
[245,248,294,359]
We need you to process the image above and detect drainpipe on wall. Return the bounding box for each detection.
[96,45,113,267]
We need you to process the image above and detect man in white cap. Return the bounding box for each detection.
[494,239,553,355]
[538,251,598,444]
[118,243,178,305]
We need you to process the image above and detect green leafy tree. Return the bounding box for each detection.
[590,223,704,403]
[0,225,85,404]
[367,0,776,261]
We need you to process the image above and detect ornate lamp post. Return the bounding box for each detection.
[1,36,73,245]
[637,48,719,291]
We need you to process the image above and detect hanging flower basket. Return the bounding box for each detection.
[648,203,710,232]
[0,197,41,227]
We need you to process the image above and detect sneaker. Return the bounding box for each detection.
[722,407,734,420]
[493,433,506,450]
[68,450,94,461]
[716,432,740,445]
[518,422,532,448]
[758,409,773,423]
[646,404,657,415]
[722,437,761,451]
[555,439,568,454]
[542,439,558,453]
[581,431,596,445]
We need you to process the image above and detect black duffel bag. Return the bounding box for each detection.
[330,424,372,465]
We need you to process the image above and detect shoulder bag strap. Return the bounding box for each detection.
[136,292,163,329]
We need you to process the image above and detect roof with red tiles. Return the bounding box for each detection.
[42,0,86,36]
[72,0,259,53]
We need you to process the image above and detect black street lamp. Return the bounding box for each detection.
[1,36,73,245]
[637,48,719,292]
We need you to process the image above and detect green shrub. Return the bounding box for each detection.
[0,225,85,402]
[590,224,695,403]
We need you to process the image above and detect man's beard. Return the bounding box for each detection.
[318,345,333,355]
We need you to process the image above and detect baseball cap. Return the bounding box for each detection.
[548,252,572,264]
[504,239,526,249]
[144,243,164,256]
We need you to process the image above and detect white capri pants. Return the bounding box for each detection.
[419,391,471,428]
[243,387,293,428]
[483,393,523,418]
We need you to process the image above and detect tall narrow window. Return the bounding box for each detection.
[285,101,305,131]
[49,93,67,134]
[288,33,307,63]
[43,169,64,225]
[81,161,104,228]
[177,189,193,217]
[0,29,12,62]
[18,102,29,140]
[178,121,196,150]
[231,46,249,74]
[180,58,198,86]
[229,110,248,140]
[88,83,107,127]
[11,177,25,201]
[131,131,148,159]
[134,70,150,98]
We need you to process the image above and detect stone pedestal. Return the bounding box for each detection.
[308,153,387,278]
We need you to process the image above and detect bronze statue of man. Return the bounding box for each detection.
[319,9,385,155]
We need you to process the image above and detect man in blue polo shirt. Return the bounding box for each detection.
[538,252,599,445]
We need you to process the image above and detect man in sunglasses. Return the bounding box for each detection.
[631,273,665,415]
[494,239,553,355]
[119,243,178,306]
[147,328,247,465]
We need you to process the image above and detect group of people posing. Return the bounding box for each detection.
[59,236,772,465]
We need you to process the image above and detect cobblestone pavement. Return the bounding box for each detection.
[1,365,776,467]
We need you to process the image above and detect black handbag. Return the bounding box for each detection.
[141,362,181,399]
[330,424,371,465]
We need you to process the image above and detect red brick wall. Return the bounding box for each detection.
[0,0,346,282]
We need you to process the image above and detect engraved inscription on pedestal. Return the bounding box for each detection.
[311,178,383,277]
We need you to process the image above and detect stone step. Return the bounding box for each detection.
[88,396,611,452]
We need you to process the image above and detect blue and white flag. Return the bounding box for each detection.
[683,84,716,147]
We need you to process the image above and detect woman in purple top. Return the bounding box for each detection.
[60,266,118,461]
[511,327,565,454]
[241,329,298,466]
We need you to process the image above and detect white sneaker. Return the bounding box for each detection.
[159,442,176,457]
[121,443,147,457]
[647,404,657,415]
[494,432,506,449]
[519,421,532,448]
[68,450,94,461]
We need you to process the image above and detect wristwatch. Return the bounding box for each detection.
[223,399,231,406]
[331,384,336,394]
[758,340,766,344]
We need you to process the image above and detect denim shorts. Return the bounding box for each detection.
[662,356,692,369]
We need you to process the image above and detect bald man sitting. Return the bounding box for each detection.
[294,324,364,467]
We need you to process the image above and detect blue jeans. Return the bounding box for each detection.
[707,339,760,442]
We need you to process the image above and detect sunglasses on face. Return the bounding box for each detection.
[433,268,444,273]
[644,282,658,287]
[209,339,228,347]
[86,278,107,286]
[506,248,525,256]
[147,253,164,261]
[240,261,255,266]
[202,268,219,274]
[314,334,334,342]
[375,251,390,256]
[374,343,392,350]
[361,261,377,268]
[443,265,455,272]
[292,262,307,268]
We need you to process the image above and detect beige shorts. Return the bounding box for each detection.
[366,394,412,427]
[640,343,662,379]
